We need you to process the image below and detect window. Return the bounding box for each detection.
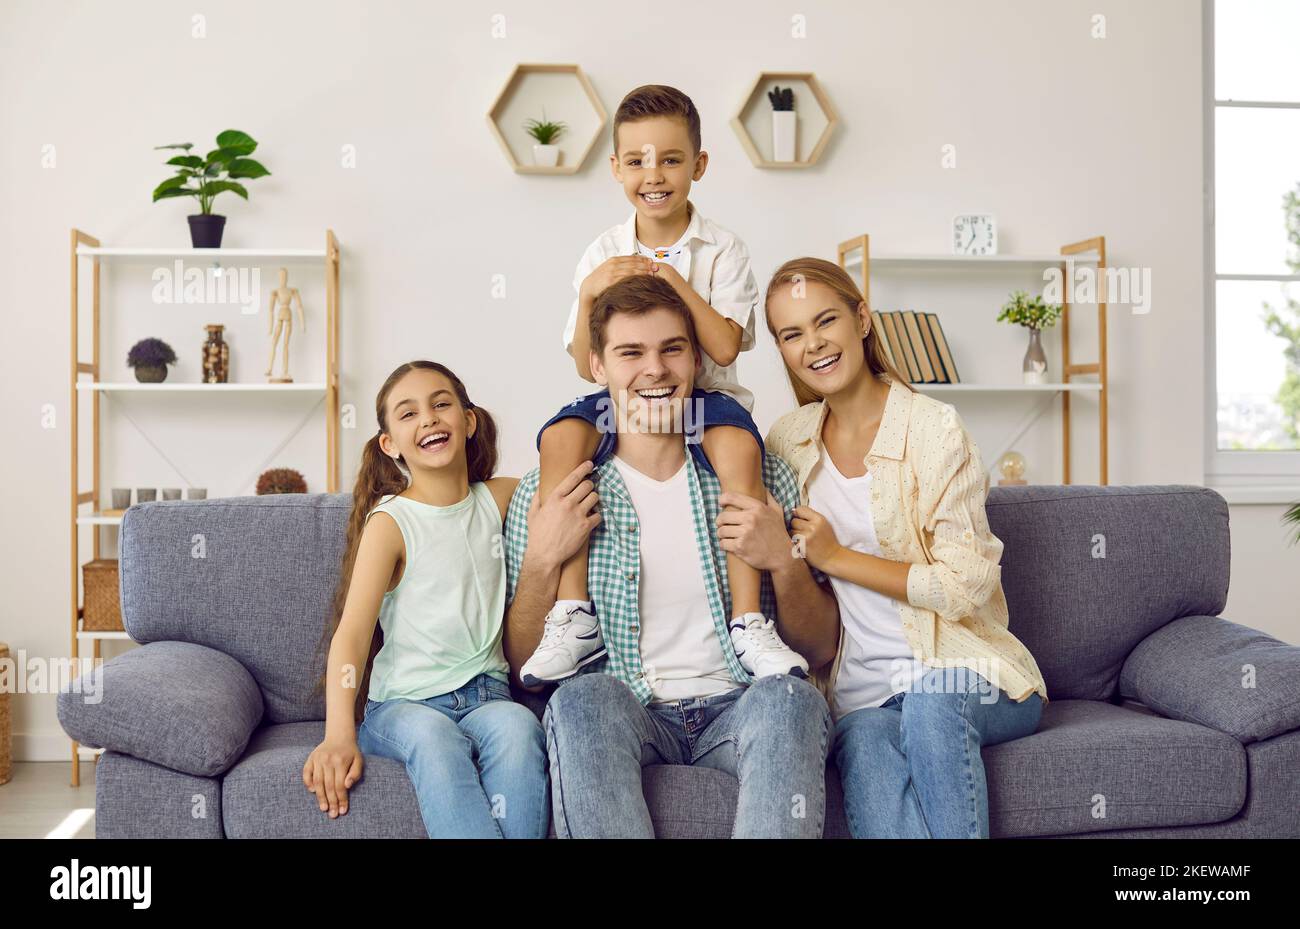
[1207,0,1300,491]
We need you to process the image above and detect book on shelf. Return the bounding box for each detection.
[901,311,938,382]
[924,313,961,383]
[882,312,920,382]
[878,310,962,384]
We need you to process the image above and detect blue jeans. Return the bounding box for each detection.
[543,672,831,838]
[833,666,1043,838]
[358,673,549,839]
[535,387,763,477]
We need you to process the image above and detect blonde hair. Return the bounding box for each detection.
[763,257,914,406]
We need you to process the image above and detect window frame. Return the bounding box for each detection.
[1203,0,1300,498]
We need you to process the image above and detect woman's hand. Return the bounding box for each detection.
[527,461,601,571]
[791,506,844,572]
[303,737,364,819]
[716,491,798,574]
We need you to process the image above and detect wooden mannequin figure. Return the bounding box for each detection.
[266,267,306,382]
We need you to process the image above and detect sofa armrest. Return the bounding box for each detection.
[1119,615,1300,743]
[57,640,264,777]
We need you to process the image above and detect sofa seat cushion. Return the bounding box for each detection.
[985,699,1246,836]
[222,721,427,838]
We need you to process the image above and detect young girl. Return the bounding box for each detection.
[304,360,548,839]
[761,258,1049,839]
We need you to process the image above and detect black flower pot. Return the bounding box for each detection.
[133,365,168,383]
[187,214,226,248]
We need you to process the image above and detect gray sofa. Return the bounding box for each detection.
[59,484,1300,838]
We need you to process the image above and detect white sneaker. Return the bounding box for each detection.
[728,613,809,679]
[520,602,606,687]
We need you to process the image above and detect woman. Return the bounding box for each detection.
[762,258,1049,839]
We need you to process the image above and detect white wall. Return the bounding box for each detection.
[2,0,1295,762]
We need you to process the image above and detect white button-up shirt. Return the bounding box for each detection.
[562,201,759,411]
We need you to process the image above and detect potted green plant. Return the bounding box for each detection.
[523,110,567,168]
[127,338,178,383]
[152,130,271,248]
[768,85,796,162]
[1284,502,1300,547]
[997,290,1063,384]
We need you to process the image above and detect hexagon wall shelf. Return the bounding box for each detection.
[731,71,839,169]
[487,63,607,175]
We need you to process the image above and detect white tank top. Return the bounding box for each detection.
[364,483,509,702]
[806,453,926,719]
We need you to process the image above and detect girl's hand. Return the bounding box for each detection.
[716,491,798,574]
[791,506,844,572]
[303,737,364,819]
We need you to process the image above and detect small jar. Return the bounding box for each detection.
[202,324,229,383]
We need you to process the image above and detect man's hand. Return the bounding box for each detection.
[526,460,602,570]
[790,506,843,571]
[580,256,654,303]
[716,491,798,574]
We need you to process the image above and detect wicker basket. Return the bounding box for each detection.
[0,642,10,785]
[82,559,124,632]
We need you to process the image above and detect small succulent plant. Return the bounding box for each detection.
[524,110,567,145]
[768,86,794,111]
[256,467,307,495]
[126,337,178,369]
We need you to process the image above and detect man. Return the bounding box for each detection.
[502,274,839,838]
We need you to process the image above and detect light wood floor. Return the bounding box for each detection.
[0,762,97,838]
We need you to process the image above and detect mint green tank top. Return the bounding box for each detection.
[364,482,509,702]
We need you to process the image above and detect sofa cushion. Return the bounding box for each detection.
[984,699,1246,836]
[222,721,428,838]
[1119,615,1300,743]
[222,720,848,838]
[118,493,351,724]
[57,640,263,778]
[95,750,224,838]
[987,485,1230,701]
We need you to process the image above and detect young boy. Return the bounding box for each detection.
[520,84,807,687]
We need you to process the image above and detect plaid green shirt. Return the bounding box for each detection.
[504,447,804,705]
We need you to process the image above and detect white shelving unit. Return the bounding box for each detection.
[67,228,342,787]
[837,233,1110,485]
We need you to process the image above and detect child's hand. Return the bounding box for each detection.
[581,256,653,302]
[648,260,686,292]
[303,737,364,819]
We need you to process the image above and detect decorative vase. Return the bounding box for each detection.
[187,214,226,248]
[136,488,157,503]
[531,144,560,167]
[1022,328,1048,384]
[133,364,167,383]
[772,111,797,162]
[111,488,132,509]
[187,488,207,500]
[202,324,229,383]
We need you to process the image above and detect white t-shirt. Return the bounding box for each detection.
[635,227,690,276]
[807,452,926,719]
[563,202,759,411]
[611,454,735,703]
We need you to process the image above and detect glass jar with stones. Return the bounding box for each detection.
[202,324,230,383]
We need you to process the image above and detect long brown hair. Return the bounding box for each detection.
[312,360,498,721]
[764,257,914,406]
